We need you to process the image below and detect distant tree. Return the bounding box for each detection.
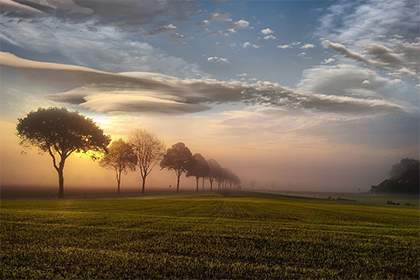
[370,158,419,194]
[160,142,192,193]
[230,171,241,189]
[99,139,137,194]
[187,153,209,191]
[221,167,232,190]
[16,107,111,198]
[129,129,165,195]
[207,158,221,191]
[250,181,256,189]
[389,158,419,180]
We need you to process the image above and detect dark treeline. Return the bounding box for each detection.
[16,107,241,198]
[370,158,419,195]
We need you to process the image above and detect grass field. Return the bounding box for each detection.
[1,191,419,279]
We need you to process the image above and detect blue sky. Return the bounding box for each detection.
[0,0,419,191]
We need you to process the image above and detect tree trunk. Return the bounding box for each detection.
[202,178,205,190]
[176,175,180,193]
[210,179,213,191]
[196,177,199,192]
[117,169,122,194]
[142,176,146,195]
[58,168,64,199]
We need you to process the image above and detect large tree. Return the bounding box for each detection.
[206,158,221,191]
[99,139,137,194]
[187,153,209,192]
[129,129,165,195]
[16,107,111,198]
[160,142,192,193]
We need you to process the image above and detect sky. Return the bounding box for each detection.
[0,0,419,193]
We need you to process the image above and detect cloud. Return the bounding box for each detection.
[263,35,276,40]
[209,12,231,22]
[0,17,205,78]
[146,24,177,36]
[364,43,403,64]
[205,29,236,36]
[170,33,186,41]
[2,52,407,116]
[388,67,417,77]
[207,56,229,64]
[0,0,46,16]
[261,28,274,35]
[243,42,260,49]
[227,19,249,29]
[196,19,210,26]
[301,44,315,49]
[318,0,419,42]
[323,39,419,76]
[277,44,291,49]
[323,58,335,64]
[323,40,371,65]
[1,0,200,31]
[297,63,406,99]
[319,1,419,78]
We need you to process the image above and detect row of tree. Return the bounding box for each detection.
[16,107,241,198]
[99,133,241,194]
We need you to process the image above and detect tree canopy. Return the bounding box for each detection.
[370,158,419,194]
[206,158,222,191]
[99,139,137,194]
[16,107,111,198]
[187,153,210,191]
[160,142,192,193]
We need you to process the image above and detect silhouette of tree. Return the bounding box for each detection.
[231,172,241,189]
[16,107,110,198]
[129,129,165,195]
[220,167,231,190]
[187,153,209,191]
[206,158,221,191]
[99,139,136,194]
[160,142,192,193]
[370,158,419,194]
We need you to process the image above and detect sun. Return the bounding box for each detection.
[90,114,112,129]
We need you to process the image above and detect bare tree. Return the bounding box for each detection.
[187,153,209,192]
[129,129,165,195]
[160,142,192,193]
[16,107,110,198]
[99,139,137,194]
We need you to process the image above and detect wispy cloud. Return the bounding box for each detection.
[0,0,200,31]
[146,24,177,36]
[207,56,229,64]
[209,12,231,22]
[1,52,407,116]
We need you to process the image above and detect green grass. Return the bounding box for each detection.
[1,191,419,279]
